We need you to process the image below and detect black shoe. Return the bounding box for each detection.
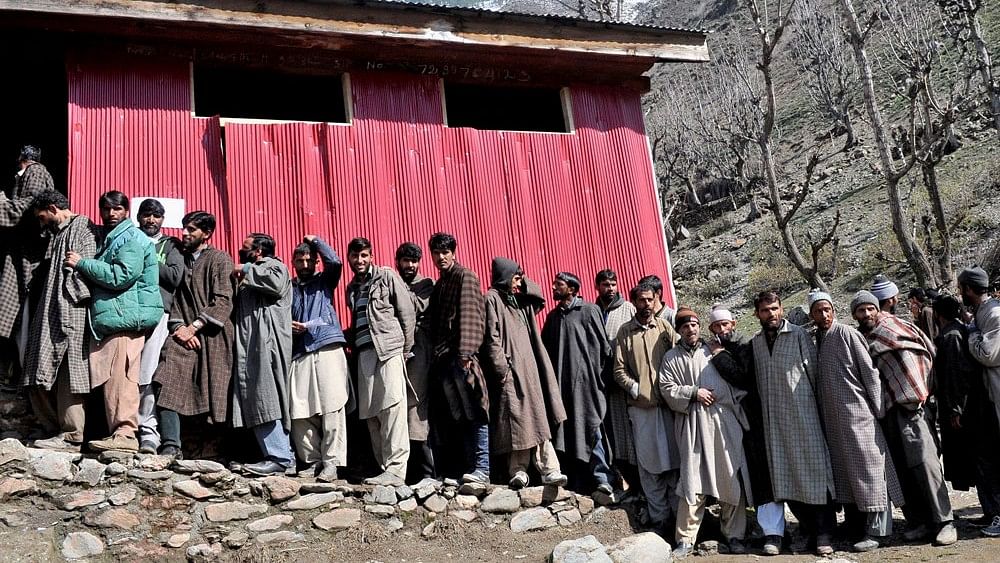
[159,445,183,460]
[244,460,288,476]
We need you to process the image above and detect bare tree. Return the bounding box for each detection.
[837,0,943,288]
[938,0,1000,130]
[736,0,840,292]
[791,0,859,150]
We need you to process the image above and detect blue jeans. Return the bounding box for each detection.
[591,428,613,486]
[464,420,490,475]
[252,420,294,467]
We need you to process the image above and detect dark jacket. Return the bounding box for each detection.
[291,237,346,360]
[152,235,184,313]
[934,319,992,490]
[713,331,774,505]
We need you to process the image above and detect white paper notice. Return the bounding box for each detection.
[131,197,186,229]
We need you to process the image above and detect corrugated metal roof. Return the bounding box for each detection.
[312,0,708,34]
[68,52,676,321]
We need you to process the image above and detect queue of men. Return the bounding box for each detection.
[2,151,1000,557]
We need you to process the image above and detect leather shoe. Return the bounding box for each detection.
[244,460,288,476]
[762,535,781,556]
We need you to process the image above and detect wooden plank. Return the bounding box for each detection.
[0,0,709,63]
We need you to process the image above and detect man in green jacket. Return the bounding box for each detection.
[67,191,162,452]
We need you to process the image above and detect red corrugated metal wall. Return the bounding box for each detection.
[68,55,674,317]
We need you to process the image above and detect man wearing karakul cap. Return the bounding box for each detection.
[871,274,900,314]
[813,291,903,552]
[542,271,614,494]
[852,289,956,546]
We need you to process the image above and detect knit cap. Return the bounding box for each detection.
[870,274,899,301]
[850,290,879,313]
[675,306,699,329]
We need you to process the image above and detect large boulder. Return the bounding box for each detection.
[481,488,519,513]
[550,535,611,563]
[607,532,672,563]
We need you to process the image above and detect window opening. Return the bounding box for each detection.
[443,82,570,133]
[193,65,348,123]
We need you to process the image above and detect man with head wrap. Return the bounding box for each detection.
[813,291,902,552]
[852,290,956,546]
[542,271,613,494]
[482,257,567,489]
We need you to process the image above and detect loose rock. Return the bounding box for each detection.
[108,487,137,506]
[223,531,249,549]
[0,477,37,498]
[62,531,105,560]
[312,508,360,531]
[395,485,413,500]
[299,482,339,494]
[173,459,226,474]
[550,535,611,563]
[413,480,439,500]
[452,509,478,522]
[105,462,128,476]
[384,518,404,533]
[166,533,190,548]
[481,488,519,513]
[98,451,133,465]
[29,452,74,481]
[558,508,583,527]
[61,490,107,510]
[174,480,218,500]
[520,487,544,508]
[398,498,419,512]
[608,532,671,563]
[0,438,30,465]
[510,507,558,532]
[138,454,174,471]
[372,484,397,505]
[247,514,293,532]
[577,495,595,515]
[365,504,395,518]
[127,469,172,480]
[283,491,343,510]
[452,494,480,510]
[257,530,303,544]
[83,507,141,530]
[73,458,107,487]
[204,501,268,522]
[423,494,448,513]
[458,481,487,497]
[186,542,223,562]
[261,475,300,503]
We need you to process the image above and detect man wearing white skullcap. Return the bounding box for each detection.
[810,290,902,552]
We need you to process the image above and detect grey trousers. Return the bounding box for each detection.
[881,405,953,525]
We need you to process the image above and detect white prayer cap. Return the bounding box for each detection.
[708,306,733,325]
